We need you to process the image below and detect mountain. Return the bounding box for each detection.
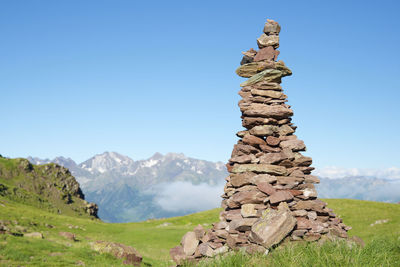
[27,152,400,223]
[28,152,228,222]
[0,156,98,219]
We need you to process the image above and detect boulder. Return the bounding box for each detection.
[92,241,142,266]
[229,218,258,231]
[181,231,199,256]
[230,172,256,187]
[193,225,205,240]
[249,203,297,248]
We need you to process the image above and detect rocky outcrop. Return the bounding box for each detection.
[171,19,351,265]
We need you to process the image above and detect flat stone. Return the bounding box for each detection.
[259,152,286,164]
[249,125,278,136]
[280,139,306,151]
[303,188,318,198]
[230,172,256,187]
[293,200,326,212]
[231,190,266,204]
[293,210,308,217]
[229,154,254,164]
[243,104,293,119]
[240,69,283,87]
[254,46,280,62]
[242,135,266,146]
[296,217,313,229]
[257,182,276,195]
[269,191,294,204]
[241,204,258,217]
[193,225,205,240]
[253,174,277,184]
[249,203,297,248]
[251,89,285,99]
[251,81,282,90]
[305,175,320,184]
[229,218,258,231]
[257,34,279,48]
[225,209,243,221]
[196,243,214,257]
[213,221,228,230]
[181,231,199,256]
[278,125,295,136]
[260,144,282,153]
[231,164,287,175]
[232,144,260,156]
[236,61,275,78]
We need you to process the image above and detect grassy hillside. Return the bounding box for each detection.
[0,197,399,266]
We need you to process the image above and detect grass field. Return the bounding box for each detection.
[0,197,399,266]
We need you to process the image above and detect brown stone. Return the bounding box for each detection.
[269,191,294,204]
[263,19,281,35]
[293,200,325,212]
[170,246,186,265]
[229,154,253,164]
[305,175,320,184]
[266,136,280,146]
[59,232,76,241]
[231,190,266,204]
[296,217,313,229]
[231,164,287,176]
[260,144,281,153]
[229,218,258,232]
[257,34,279,48]
[242,135,266,146]
[254,46,280,62]
[243,103,293,119]
[278,125,295,136]
[251,81,282,90]
[92,241,142,266]
[259,152,286,164]
[241,204,258,218]
[230,172,256,187]
[196,243,214,257]
[232,144,260,156]
[249,125,278,136]
[251,89,284,99]
[242,117,276,129]
[257,182,276,195]
[181,232,199,256]
[213,221,228,230]
[280,139,306,151]
[236,61,275,78]
[225,209,243,221]
[193,225,205,240]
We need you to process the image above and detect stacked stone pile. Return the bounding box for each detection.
[170,19,351,265]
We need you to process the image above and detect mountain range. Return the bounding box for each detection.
[28,152,400,222]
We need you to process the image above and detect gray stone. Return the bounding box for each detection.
[249,125,278,136]
[269,190,294,204]
[236,61,275,78]
[231,164,287,176]
[243,103,293,119]
[240,69,283,87]
[241,204,258,218]
[257,34,279,48]
[280,139,306,151]
[181,231,199,256]
[249,203,297,248]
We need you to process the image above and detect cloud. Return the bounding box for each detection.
[314,166,400,180]
[155,181,224,213]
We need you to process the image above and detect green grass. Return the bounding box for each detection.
[0,197,399,266]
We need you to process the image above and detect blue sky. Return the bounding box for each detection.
[1,0,400,169]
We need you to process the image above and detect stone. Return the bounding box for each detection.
[231,190,266,204]
[59,232,76,241]
[269,191,294,204]
[170,246,186,265]
[251,81,282,90]
[307,211,318,220]
[243,103,293,119]
[293,200,325,212]
[236,61,275,78]
[251,89,284,99]
[260,144,282,153]
[230,172,256,187]
[242,48,257,58]
[232,144,260,156]
[296,217,313,229]
[242,134,266,146]
[254,46,280,62]
[293,210,308,217]
[193,225,205,240]
[225,209,243,221]
[305,175,320,184]
[213,245,229,256]
[292,229,307,237]
[304,233,321,242]
[303,188,318,198]
[278,125,295,136]
[259,152,286,164]
[231,164,287,175]
[257,182,276,195]
[181,231,199,256]
[241,55,253,65]
[263,20,281,35]
[196,243,214,257]
[266,136,280,146]
[92,241,142,266]
[213,221,228,230]
[249,203,297,248]
[242,117,276,129]
[240,69,283,87]
[229,218,258,231]
[280,139,306,151]
[241,204,258,217]
[229,154,254,164]
[257,34,279,48]
[236,130,249,138]
[249,125,278,136]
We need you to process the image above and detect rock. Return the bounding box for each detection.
[292,229,307,237]
[269,191,294,204]
[232,144,260,156]
[266,136,280,146]
[260,144,282,153]
[305,175,320,184]
[349,236,365,247]
[257,34,279,48]
[242,117,276,129]
[251,89,284,99]
[59,232,76,241]
[263,20,281,35]
[229,218,258,231]
[230,172,256,187]
[92,241,142,266]
[303,188,318,198]
[236,61,275,78]
[278,125,295,136]
[231,190,266,204]
[293,210,308,217]
[170,246,186,265]
[254,46,280,62]
[213,245,229,256]
[252,174,277,184]
[240,69,283,87]
[242,135,266,146]
[251,81,282,90]
[257,182,276,195]
[241,204,258,217]
[24,232,43,239]
[249,125,278,136]
[293,200,325,212]
[181,231,199,256]
[296,217,313,229]
[243,103,293,119]
[193,225,205,240]
[231,164,287,175]
[304,233,321,242]
[213,221,228,230]
[229,154,254,164]
[196,243,214,257]
[307,211,318,220]
[259,152,286,164]
[280,139,306,151]
[249,203,297,248]
[225,209,243,221]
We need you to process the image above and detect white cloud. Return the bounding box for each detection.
[155,181,224,213]
[314,166,400,180]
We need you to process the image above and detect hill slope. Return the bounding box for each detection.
[0,198,399,266]
[0,156,98,219]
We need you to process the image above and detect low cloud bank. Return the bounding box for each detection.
[155,181,224,213]
[314,166,400,180]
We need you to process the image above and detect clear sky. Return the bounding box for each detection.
[1,0,400,170]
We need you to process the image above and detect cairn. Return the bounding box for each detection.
[170,19,351,265]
